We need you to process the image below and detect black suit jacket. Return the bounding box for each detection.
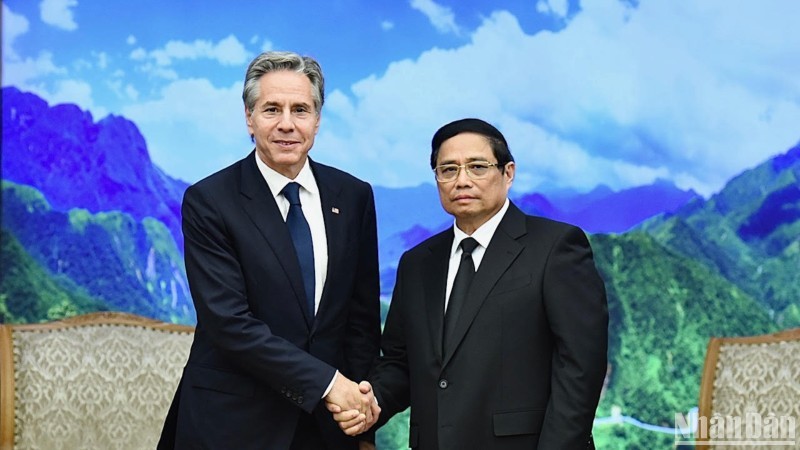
[159,152,381,450]
[371,202,608,450]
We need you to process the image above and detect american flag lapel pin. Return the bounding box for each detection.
[332,207,340,214]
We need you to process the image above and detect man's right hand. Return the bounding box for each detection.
[325,380,380,435]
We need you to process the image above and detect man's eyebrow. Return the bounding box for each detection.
[260,100,313,108]
[437,156,492,165]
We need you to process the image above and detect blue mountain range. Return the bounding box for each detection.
[2,87,188,249]
[4,85,798,450]
[2,85,700,298]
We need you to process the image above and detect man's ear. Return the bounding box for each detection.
[504,162,515,186]
[245,106,253,131]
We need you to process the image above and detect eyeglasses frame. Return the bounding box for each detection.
[433,161,502,183]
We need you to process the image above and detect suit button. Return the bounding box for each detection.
[285,391,292,398]
[298,396,304,403]
[438,379,448,389]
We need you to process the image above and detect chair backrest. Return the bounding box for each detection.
[0,312,194,450]
[697,328,800,448]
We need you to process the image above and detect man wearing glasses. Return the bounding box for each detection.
[333,118,608,449]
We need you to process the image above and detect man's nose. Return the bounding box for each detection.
[277,110,294,130]
[455,165,472,185]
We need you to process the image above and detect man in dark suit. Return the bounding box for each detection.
[158,51,381,450]
[333,118,608,449]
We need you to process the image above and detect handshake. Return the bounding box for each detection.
[323,373,381,437]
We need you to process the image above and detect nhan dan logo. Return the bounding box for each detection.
[675,410,797,446]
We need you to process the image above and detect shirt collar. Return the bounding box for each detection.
[254,152,319,198]
[451,198,510,256]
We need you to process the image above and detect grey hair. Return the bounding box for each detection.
[242,51,325,116]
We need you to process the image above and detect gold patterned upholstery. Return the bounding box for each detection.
[697,328,800,449]
[0,312,194,450]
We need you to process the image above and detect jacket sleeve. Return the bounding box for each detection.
[538,225,609,449]
[342,183,382,380]
[369,251,413,427]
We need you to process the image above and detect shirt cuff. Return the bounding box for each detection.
[322,370,339,399]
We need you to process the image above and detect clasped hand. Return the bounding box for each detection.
[323,375,380,436]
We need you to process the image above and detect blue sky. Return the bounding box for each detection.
[3,0,800,197]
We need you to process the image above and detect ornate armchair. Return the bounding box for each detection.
[697,328,800,448]
[0,312,193,450]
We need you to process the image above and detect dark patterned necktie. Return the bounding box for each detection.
[282,182,315,317]
[443,237,479,353]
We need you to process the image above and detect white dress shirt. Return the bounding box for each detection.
[445,199,510,311]
[254,153,328,315]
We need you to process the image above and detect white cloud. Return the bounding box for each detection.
[2,51,66,87]
[124,84,139,101]
[132,34,250,67]
[2,8,99,120]
[315,0,800,197]
[410,0,460,35]
[126,35,136,45]
[132,61,179,80]
[2,3,30,61]
[121,78,249,182]
[48,79,96,109]
[381,20,395,31]
[40,0,78,31]
[536,0,569,19]
[211,35,250,65]
[260,39,274,53]
[17,78,107,120]
[107,79,139,101]
[18,0,786,197]
[94,51,108,69]
[130,47,147,60]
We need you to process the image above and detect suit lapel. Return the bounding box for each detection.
[238,152,313,328]
[423,230,453,364]
[442,203,527,367]
[311,160,344,332]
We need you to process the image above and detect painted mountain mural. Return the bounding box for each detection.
[587,231,777,448]
[2,87,187,249]
[1,226,107,323]
[641,142,800,326]
[373,180,699,296]
[2,86,798,448]
[2,181,194,324]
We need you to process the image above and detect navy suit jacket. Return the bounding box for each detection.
[371,202,608,450]
[159,152,381,450]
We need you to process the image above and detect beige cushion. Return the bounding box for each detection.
[698,328,800,449]
[1,312,193,450]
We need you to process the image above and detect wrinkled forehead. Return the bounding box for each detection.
[436,132,494,164]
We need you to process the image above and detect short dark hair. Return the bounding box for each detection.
[430,118,514,170]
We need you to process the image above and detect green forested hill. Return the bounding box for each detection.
[642,144,800,327]
[589,231,777,448]
[1,228,106,323]
[1,181,195,323]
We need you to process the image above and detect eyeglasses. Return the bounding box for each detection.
[433,161,500,182]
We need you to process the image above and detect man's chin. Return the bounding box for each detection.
[445,204,478,218]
